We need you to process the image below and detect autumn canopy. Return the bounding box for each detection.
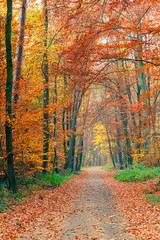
[0,0,160,191]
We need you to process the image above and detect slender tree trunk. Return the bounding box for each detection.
[117,97,133,166]
[62,76,68,168]
[0,35,3,172]
[78,136,83,171]
[115,108,123,169]
[64,109,70,169]
[68,103,78,171]
[134,30,151,156]
[82,131,88,166]
[116,138,123,169]
[53,93,59,173]
[127,85,141,153]
[62,108,67,160]
[5,0,17,192]
[68,91,82,171]
[77,92,90,170]
[0,136,3,172]
[13,0,27,104]
[52,57,61,173]
[68,112,77,171]
[121,112,133,165]
[42,0,49,173]
[75,133,84,171]
[99,155,101,166]
[92,151,95,166]
[105,126,116,168]
[102,114,116,168]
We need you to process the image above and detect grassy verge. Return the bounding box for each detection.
[145,194,160,205]
[102,163,115,171]
[114,163,160,182]
[0,169,74,212]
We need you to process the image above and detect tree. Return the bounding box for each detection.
[42,0,49,173]
[13,0,27,104]
[5,0,17,192]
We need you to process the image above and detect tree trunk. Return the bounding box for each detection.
[78,137,83,171]
[68,102,78,171]
[13,0,27,104]
[99,155,101,166]
[75,133,84,171]
[92,151,95,166]
[105,126,116,168]
[64,109,70,169]
[102,115,116,168]
[42,0,49,173]
[5,0,17,192]
[115,108,123,169]
[121,113,133,165]
[62,108,67,162]
[53,97,59,173]
[0,136,4,173]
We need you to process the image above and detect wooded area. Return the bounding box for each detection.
[0,0,160,192]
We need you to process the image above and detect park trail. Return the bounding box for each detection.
[0,167,136,240]
[56,167,135,240]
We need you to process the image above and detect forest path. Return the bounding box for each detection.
[0,167,136,240]
[56,167,135,240]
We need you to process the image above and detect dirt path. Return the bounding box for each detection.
[56,167,135,240]
[0,167,136,240]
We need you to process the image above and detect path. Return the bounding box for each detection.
[0,167,136,240]
[57,167,135,240]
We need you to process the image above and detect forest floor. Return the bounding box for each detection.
[0,167,160,240]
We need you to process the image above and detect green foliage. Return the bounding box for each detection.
[0,186,6,212]
[145,194,160,205]
[39,172,71,187]
[134,162,147,170]
[0,185,27,212]
[114,164,160,182]
[0,204,5,212]
[102,163,115,171]
[0,171,73,212]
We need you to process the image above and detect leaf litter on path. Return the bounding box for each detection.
[0,167,159,239]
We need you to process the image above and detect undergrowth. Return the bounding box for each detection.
[114,163,160,182]
[145,194,160,205]
[102,163,115,171]
[0,169,74,212]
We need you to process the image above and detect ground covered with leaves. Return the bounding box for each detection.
[0,167,159,240]
[107,170,160,240]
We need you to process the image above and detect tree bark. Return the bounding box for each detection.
[5,0,17,192]
[53,80,59,173]
[13,0,27,104]
[68,106,77,171]
[68,96,81,171]
[105,125,116,168]
[42,0,49,173]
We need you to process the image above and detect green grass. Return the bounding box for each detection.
[0,170,74,212]
[39,172,72,188]
[102,163,115,171]
[145,194,160,205]
[0,185,24,212]
[114,163,160,182]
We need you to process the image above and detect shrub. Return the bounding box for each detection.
[114,164,160,182]
[0,171,73,212]
[38,172,72,187]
